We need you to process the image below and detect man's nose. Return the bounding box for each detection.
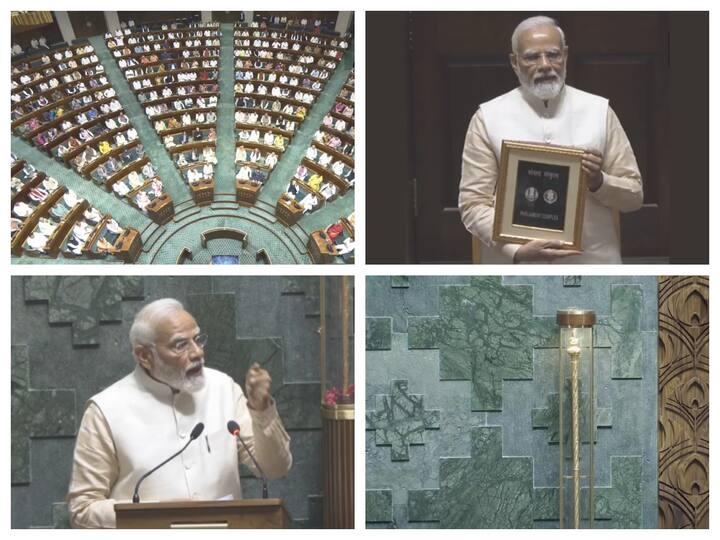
[188,339,203,357]
[538,54,551,68]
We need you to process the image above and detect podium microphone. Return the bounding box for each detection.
[227,420,268,498]
[132,422,204,503]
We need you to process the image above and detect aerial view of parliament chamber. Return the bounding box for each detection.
[10,12,355,264]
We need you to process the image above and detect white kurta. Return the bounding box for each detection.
[459,85,643,263]
[67,366,292,528]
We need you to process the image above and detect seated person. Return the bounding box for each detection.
[307,173,323,191]
[332,160,346,178]
[186,166,202,184]
[113,180,131,197]
[319,182,337,201]
[236,164,253,181]
[295,164,309,181]
[202,162,214,179]
[203,146,217,164]
[135,190,152,211]
[24,230,50,253]
[13,201,35,220]
[265,152,278,169]
[84,207,102,224]
[318,152,332,168]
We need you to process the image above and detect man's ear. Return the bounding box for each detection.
[134,345,153,371]
[509,52,519,73]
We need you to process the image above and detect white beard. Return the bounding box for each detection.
[151,353,206,393]
[518,67,566,101]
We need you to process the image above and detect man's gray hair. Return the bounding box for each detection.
[129,298,185,348]
[511,15,566,54]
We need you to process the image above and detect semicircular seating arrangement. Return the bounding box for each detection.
[10,15,354,265]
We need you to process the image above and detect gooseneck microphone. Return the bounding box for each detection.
[227,420,268,498]
[132,422,204,503]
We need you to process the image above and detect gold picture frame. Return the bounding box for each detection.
[492,140,586,250]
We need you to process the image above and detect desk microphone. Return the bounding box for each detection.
[227,420,268,498]
[132,422,204,503]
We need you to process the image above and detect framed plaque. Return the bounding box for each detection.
[492,140,586,250]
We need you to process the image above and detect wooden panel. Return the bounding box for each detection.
[366,12,414,263]
[213,12,246,24]
[118,12,200,25]
[446,61,516,208]
[658,276,709,528]
[573,56,668,258]
[322,410,354,528]
[11,12,63,48]
[68,11,107,39]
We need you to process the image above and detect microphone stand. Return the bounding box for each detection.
[132,422,204,503]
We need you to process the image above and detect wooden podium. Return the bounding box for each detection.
[115,499,290,529]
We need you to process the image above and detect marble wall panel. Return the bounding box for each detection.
[366,276,657,528]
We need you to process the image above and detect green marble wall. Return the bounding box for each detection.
[366,276,658,529]
[11,275,354,528]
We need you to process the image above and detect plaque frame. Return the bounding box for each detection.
[492,140,586,250]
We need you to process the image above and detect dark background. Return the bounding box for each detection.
[367,12,708,264]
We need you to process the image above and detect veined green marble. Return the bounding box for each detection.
[439,427,534,528]
[366,276,656,529]
[407,316,441,349]
[11,345,76,485]
[366,317,392,350]
[407,489,440,522]
[437,277,554,411]
[366,489,393,522]
[367,380,440,461]
[594,456,642,528]
[596,286,644,379]
[22,276,143,346]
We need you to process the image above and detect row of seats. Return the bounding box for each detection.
[106,23,221,201]
[10,154,141,262]
[10,45,174,224]
[234,26,346,209]
[278,67,355,224]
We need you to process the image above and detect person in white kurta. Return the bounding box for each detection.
[458,16,643,263]
[67,299,292,528]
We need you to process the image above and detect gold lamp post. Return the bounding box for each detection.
[556,309,596,529]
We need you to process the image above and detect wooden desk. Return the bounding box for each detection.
[114,228,143,263]
[236,179,261,206]
[190,178,214,206]
[200,227,248,248]
[275,195,304,226]
[115,499,291,529]
[146,193,174,224]
[308,230,337,264]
